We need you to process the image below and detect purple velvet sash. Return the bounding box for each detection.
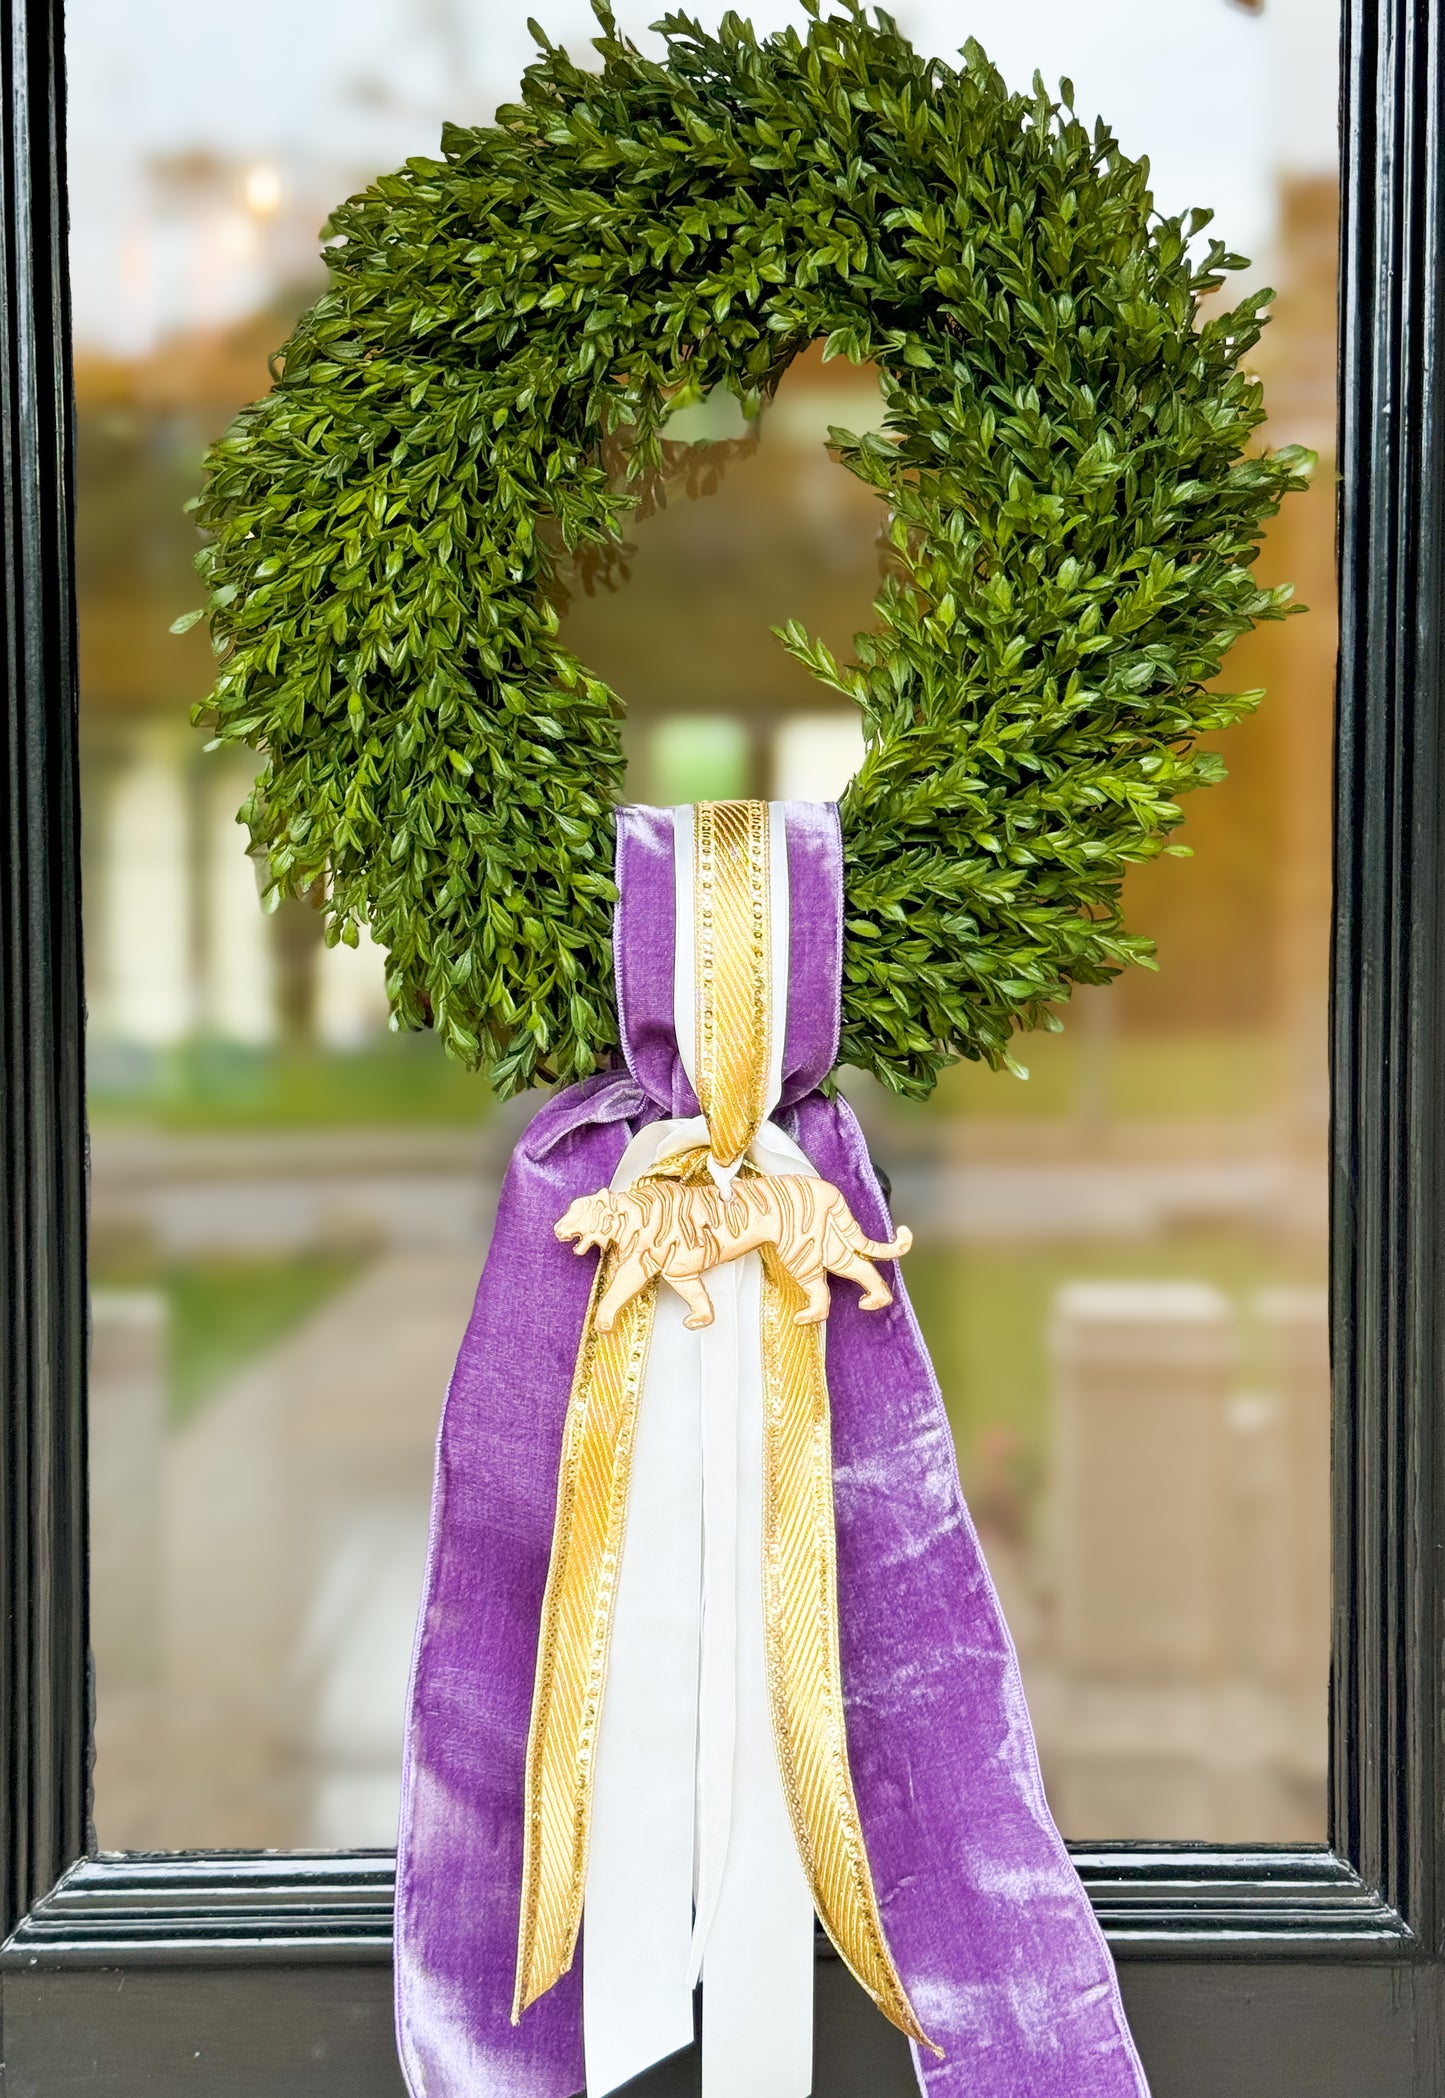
[395,802,1149,2098]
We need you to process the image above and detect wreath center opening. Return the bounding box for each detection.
[557,347,887,807]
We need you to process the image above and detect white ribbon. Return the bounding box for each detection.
[582,807,816,2098]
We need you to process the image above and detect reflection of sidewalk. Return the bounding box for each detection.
[90,1124,504,1257]
[296,1500,435,1846]
[892,1154,1299,1241]
[91,1109,1329,1255]
[95,1250,481,1850]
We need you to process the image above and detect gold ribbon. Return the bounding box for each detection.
[693,796,771,1171]
[513,1251,657,2022]
[514,800,934,2056]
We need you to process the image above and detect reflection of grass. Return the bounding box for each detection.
[88,1036,492,1130]
[168,1257,359,1424]
[912,1029,1278,1121]
[905,1229,1320,1513]
[86,1029,1273,1130]
[94,1256,360,1425]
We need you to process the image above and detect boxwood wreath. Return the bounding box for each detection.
[187,2,1312,1100]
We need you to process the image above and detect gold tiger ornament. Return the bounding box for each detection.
[555,1169,913,1333]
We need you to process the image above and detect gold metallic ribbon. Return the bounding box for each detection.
[513,1251,657,2021]
[514,801,933,2055]
[693,797,771,1172]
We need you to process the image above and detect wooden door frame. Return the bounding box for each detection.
[2,1,1443,2090]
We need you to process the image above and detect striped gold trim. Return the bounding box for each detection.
[693,800,771,1169]
[759,1247,935,2053]
[512,1253,658,2019]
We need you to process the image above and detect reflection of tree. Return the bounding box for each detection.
[146,150,238,211]
[344,0,479,121]
[77,293,330,1045]
[416,0,478,94]
[1115,175,1337,1057]
[76,292,319,724]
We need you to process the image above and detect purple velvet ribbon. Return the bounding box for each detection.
[395,802,1149,2098]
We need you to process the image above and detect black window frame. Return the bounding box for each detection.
[1,1,1442,2089]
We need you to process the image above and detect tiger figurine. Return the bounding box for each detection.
[555,1171,913,1333]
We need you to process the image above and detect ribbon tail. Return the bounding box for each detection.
[688,1259,741,1987]
[513,1254,660,2021]
[758,1247,938,2057]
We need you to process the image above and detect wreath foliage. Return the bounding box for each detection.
[190,2,1311,1099]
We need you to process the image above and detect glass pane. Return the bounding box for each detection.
[75,0,1338,1849]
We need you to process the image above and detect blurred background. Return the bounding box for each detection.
[72,0,1339,1852]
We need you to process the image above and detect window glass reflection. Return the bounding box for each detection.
[73,0,1338,1848]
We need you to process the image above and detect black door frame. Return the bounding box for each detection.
[1,1,1442,2091]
